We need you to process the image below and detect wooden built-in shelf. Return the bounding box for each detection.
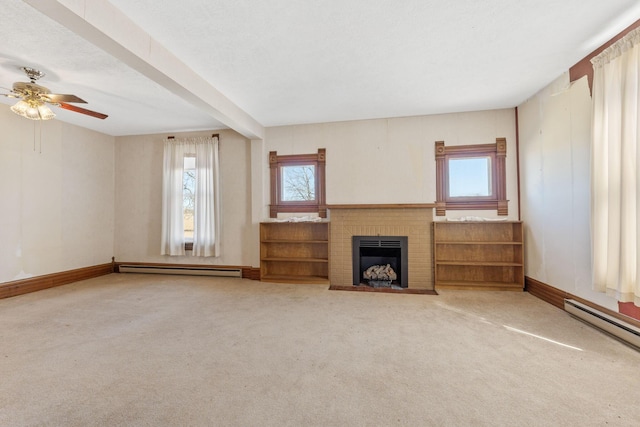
[433,221,524,291]
[261,240,328,244]
[436,261,523,266]
[435,241,523,245]
[260,274,329,284]
[260,222,330,284]
[435,280,523,291]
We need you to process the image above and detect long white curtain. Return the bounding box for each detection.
[161,136,220,257]
[161,140,187,256]
[591,27,640,306]
[193,137,220,257]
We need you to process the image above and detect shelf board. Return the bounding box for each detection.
[434,221,522,224]
[435,241,522,245]
[435,281,523,291]
[260,274,329,284]
[261,240,328,244]
[262,257,328,263]
[435,261,523,267]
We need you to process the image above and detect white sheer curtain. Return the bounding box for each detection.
[161,140,187,256]
[161,136,220,257]
[591,27,640,306]
[192,137,220,256]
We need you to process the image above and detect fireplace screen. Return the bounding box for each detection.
[352,236,408,288]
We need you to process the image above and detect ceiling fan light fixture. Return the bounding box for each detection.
[10,100,30,116]
[5,67,104,121]
[23,103,41,120]
[37,104,55,120]
[10,99,55,120]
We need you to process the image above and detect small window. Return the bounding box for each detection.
[435,139,507,216]
[269,149,326,218]
[183,155,196,250]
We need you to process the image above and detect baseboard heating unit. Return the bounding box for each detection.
[564,299,640,349]
[118,264,242,278]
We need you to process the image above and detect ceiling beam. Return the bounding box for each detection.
[25,0,264,140]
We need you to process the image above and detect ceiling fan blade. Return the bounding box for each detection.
[1,87,20,98]
[45,94,87,103]
[58,102,108,120]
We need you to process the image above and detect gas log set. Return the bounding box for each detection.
[362,264,397,287]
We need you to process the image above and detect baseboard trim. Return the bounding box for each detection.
[525,276,567,309]
[243,267,261,281]
[113,262,261,281]
[525,276,640,329]
[0,263,115,300]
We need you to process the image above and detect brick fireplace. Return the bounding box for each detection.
[328,205,434,290]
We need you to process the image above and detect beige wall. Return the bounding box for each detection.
[1,106,520,279]
[114,129,254,266]
[518,74,617,310]
[114,109,519,269]
[0,107,115,283]
[265,109,519,221]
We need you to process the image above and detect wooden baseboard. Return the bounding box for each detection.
[525,276,568,309]
[242,267,261,280]
[0,262,114,300]
[525,276,640,329]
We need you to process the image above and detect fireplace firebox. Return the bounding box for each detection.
[352,236,408,288]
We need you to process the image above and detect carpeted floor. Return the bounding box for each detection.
[1,273,639,426]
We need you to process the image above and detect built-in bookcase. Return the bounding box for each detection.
[260,222,329,284]
[433,221,524,291]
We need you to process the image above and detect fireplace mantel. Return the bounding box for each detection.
[328,203,436,210]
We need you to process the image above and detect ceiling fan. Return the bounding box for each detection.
[2,67,108,120]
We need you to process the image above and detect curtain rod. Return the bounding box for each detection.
[166,133,220,139]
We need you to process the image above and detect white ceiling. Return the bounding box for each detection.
[1,0,639,137]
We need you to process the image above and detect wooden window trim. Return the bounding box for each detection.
[269,148,327,218]
[435,139,507,216]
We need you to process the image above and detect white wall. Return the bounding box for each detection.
[265,109,519,221]
[0,107,115,283]
[114,129,253,266]
[518,74,617,310]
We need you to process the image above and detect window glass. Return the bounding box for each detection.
[448,157,492,197]
[281,165,316,201]
[183,155,196,242]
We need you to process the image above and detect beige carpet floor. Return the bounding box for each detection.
[1,273,639,426]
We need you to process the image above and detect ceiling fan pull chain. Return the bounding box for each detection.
[32,121,43,153]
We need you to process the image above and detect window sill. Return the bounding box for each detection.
[435,199,508,216]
